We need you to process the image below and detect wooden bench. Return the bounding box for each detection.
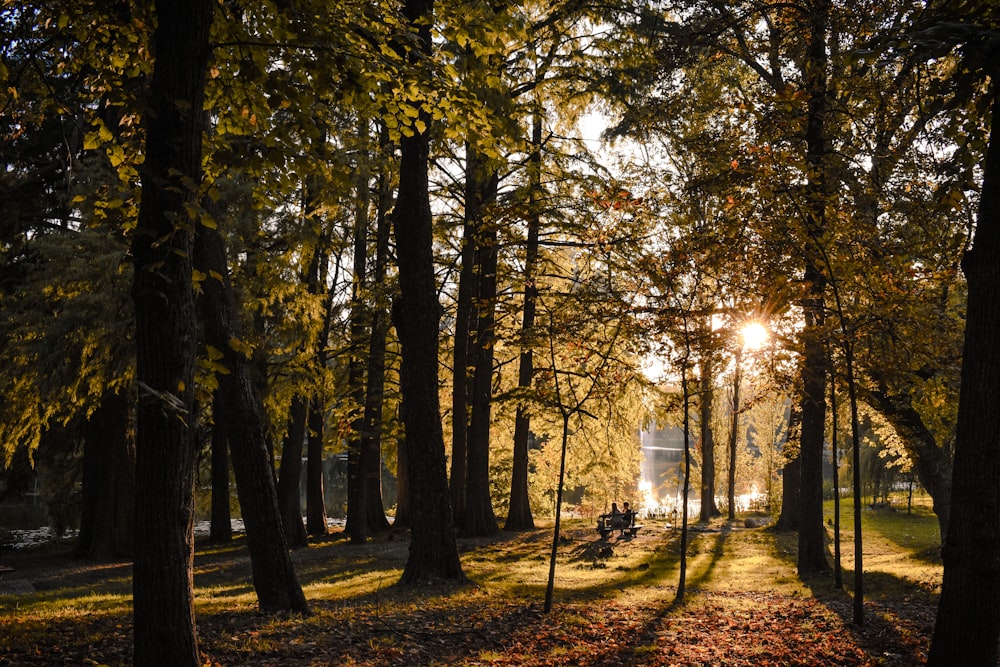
[0,564,15,580]
[596,513,643,539]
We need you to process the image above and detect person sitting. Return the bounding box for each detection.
[620,502,634,534]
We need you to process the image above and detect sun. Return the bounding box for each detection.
[741,322,769,350]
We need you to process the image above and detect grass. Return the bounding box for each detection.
[824,493,942,597]
[0,511,942,665]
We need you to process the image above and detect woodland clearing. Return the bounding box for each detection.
[0,500,940,666]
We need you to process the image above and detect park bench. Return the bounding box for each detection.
[596,512,643,539]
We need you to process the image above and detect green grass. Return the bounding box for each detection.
[824,493,942,597]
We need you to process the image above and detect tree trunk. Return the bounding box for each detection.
[699,352,719,522]
[210,391,232,544]
[194,213,309,614]
[393,0,463,583]
[450,173,477,523]
[76,389,134,560]
[306,400,328,536]
[796,0,831,575]
[505,109,542,532]
[347,153,373,543]
[131,2,212,662]
[727,351,741,522]
[866,386,951,540]
[774,405,801,532]
[362,142,394,534]
[277,396,309,548]
[393,410,411,529]
[929,88,1000,667]
[461,150,500,538]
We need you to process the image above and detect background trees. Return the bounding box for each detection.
[0,0,994,655]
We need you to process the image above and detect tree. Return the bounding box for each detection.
[76,389,134,559]
[925,5,1000,661]
[931,84,1000,667]
[393,0,464,584]
[130,0,213,662]
[194,204,311,614]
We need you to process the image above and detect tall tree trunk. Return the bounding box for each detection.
[131,1,212,662]
[450,169,477,523]
[210,390,232,544]
[362,134,394,533]
[774,405,801,531]
[306,400,328,536]
[194,215,309,614]
[505,109,542,531]
[393,0,463,583]
[76,389,134,559]
[699,352,719,522]
[796,0,831,575]
[277,396,309,548]
[929,87,1000,667]
[727,351,741,522]
[461,149,500,538]
[347,153,372,542]
[393,410,411,529]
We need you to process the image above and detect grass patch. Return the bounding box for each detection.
[824,495,942,597]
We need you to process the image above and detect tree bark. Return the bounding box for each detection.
[277,396,309,548]
[698,352,719,522]
[306,400,328,537]
[194,213,309,614]
[362,139,394,533]
[727,351,741,522]
[76,389,134,560]
[209,391,232,544]
[461,149,500,538]
[505,109,542,532]
[393,0,463,583]
[131,1,212,662]
[929,87,1000,667]
[796,0,831,575]
[774,405,801,532]
[450,174,477,523]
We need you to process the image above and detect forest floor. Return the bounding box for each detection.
[0,501,941,666]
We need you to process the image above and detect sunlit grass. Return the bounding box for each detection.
[824,494,942,596]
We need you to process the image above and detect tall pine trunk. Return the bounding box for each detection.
[131,1,212,662]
